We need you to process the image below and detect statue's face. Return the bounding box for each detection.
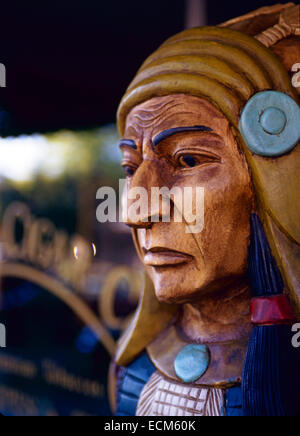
[121,94,255,304]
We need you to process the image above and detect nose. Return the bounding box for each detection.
[122,158,172,229]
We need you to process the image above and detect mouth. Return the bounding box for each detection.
[143,247,193,267]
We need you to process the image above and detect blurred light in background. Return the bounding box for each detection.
[0,135,59,182]
[0,125,121,183]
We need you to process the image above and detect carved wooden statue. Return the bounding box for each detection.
[111,3,300,416]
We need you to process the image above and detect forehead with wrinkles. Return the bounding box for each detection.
[124,94,226,142]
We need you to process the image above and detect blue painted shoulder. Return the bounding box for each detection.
[116,351,156,416]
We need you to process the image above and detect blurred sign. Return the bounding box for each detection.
[0,277,115,416]
[0,202,141,416]
[1,202,94,294]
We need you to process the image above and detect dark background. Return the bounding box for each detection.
[0,0,295,135]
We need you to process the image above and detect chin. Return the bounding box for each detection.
[155,287,187,304]
[149,264,240,304]
[150,268,209,304]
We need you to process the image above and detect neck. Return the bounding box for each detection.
[179,280,252,344]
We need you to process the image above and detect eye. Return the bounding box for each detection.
[122,165,136,177]
[176,152,219,169]
[180,155,197,167]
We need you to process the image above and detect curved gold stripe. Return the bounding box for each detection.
[0,263,116,357]
[115,273,177,367]
[138,40,271,91]
[160,27,296,98]
[128,56,254,101]
[118,73,243,135]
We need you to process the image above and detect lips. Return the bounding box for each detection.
[143,247,192,267]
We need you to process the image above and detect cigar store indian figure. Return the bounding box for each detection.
[111,4,300,416]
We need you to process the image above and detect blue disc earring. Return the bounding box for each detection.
[239,90,300,157]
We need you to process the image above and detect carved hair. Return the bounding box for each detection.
[117,26,296,135]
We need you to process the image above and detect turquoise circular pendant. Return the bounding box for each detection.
[174,344,210,383]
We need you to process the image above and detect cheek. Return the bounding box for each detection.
[191,165,254,274]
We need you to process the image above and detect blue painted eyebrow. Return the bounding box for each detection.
[118,139,137,149]
[153,125,213,147]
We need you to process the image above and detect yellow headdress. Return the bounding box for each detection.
[116,4,300,366]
